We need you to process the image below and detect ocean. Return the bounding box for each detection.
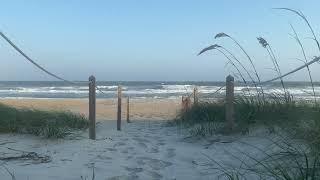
[0,81,319,100]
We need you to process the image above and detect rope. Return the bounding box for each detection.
[0,31,109,95]
[211,85,225,95]
[96,86,108,95]
[0,31,83,85]
[252,56,320,85]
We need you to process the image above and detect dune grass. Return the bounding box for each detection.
[0,103,88,138]
[207,137,320,180]
[176,7,320,179]
[175,96,320,146]
[174,95,320,179]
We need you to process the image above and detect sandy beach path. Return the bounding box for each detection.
[0,120,276,180]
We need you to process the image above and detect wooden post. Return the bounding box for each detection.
[182,96,186,111]
[117,86,122,131]
[89,75,96,140]
[193,87,198,105]
[181,96,184,109]
[126,97,130,123]
[226,75,235,131]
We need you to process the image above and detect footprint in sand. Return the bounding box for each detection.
[114,142,126,147]
[146,146,159,153]
[166,148,176,158]
[137,142,148,149]
[105,148,117,152]
[147,171,163,179]
[121,149,129,154]
[121,138,129,141]
[136,157,172,170]
[132,137,150,143]
[106,174,139,180]
[121,147,135,154]
[126,156,134,160]
[156,142,166,146]
[123,166,144,173]
[96,155,112,160]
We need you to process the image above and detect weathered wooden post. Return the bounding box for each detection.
[193,87,198,105]
[117,85,122,131]
[226,75,235,131]
[89,75,96,140]
[181,96,186,111]
[181,96,184,109]
[126,97,130,123]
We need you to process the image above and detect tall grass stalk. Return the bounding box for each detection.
[275,8,320,53]
[219,46,258,86]
[215,33,266,99]
[289,24,317,104]
[257,37,287,94]
[198,44,251,95]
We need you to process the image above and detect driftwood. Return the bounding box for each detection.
[0,147,51,164]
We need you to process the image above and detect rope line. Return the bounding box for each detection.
[0,31,83,85]
[0,31,113,96]
[211,85,225,95]
[96,86,108,95]
[247,56,320,85]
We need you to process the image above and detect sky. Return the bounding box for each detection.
[1,0,320,81]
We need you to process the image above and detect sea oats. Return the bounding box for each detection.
[214,32,229,39]
[198,44,221,55]
[257,37,268,48]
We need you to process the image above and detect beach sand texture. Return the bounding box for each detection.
[0,120,278,180]
[0,98,181,121]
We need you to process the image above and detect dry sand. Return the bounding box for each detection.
[0,120,278,180]
[0,98,182,120]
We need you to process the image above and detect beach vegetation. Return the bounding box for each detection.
[173,7,320,179]
[0,103,88,138]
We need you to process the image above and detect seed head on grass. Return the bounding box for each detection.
[214,32,266,100]
[198,44,221,55]
[214,32,230,39]
[257,37,268,48]
[256,36,287,95]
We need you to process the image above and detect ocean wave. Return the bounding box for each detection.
[0,83,319,99]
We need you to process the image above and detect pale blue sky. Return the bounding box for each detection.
[1,0,320,81]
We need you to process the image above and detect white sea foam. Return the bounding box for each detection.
[0,83,319,99]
